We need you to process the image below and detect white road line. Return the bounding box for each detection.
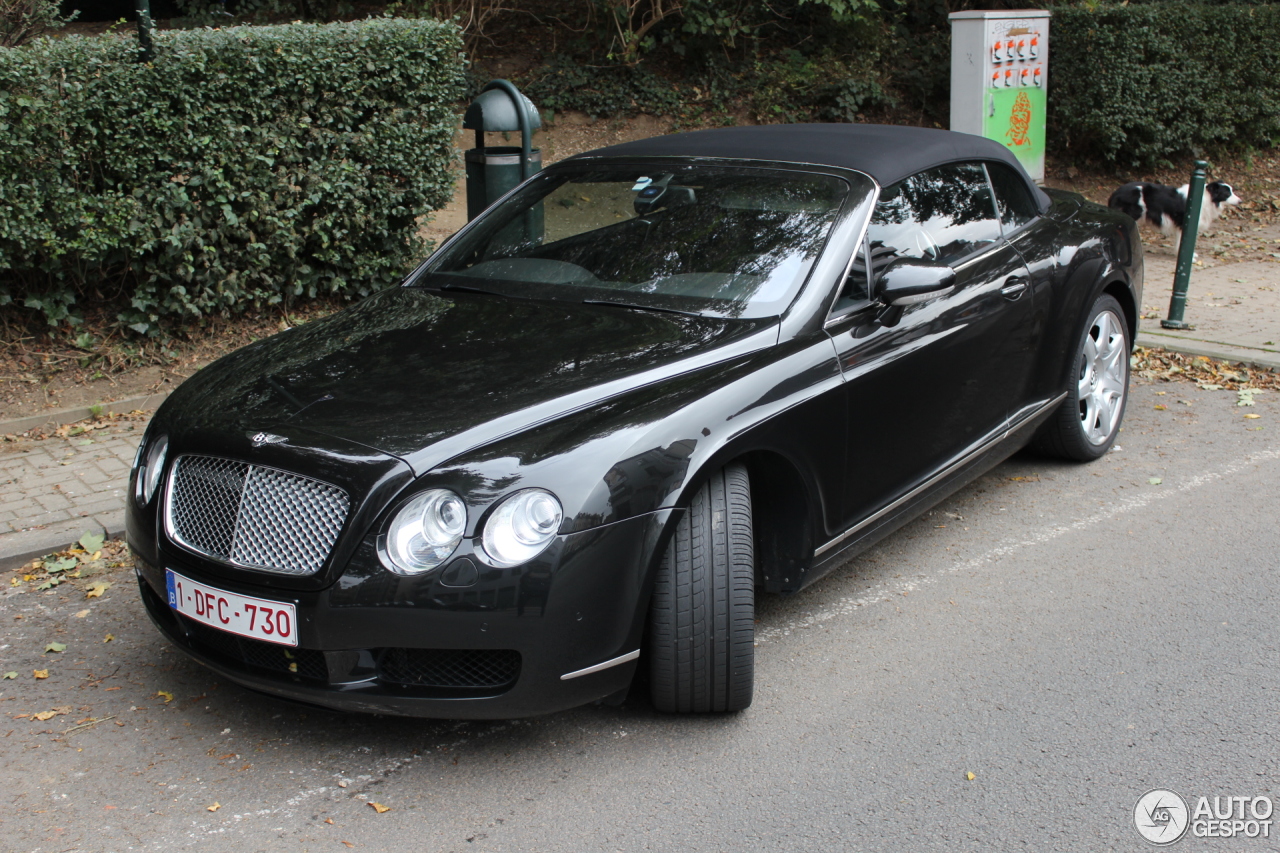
[756,446,1280,644]
[171,720,530,848]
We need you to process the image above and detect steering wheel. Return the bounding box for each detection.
[911,227,940,261]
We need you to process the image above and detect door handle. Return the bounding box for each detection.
[1000,277,1028,300]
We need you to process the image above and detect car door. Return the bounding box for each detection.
[823,162,1035,535]
[985,160,1060,429]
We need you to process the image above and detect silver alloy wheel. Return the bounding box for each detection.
[1078,308,1128,445]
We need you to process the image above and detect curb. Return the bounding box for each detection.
[1135,333,1280,372]
[0,391,170,437]
[0,512,126,572]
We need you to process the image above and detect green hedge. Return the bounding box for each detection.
[1049,4,1280,167]
[0,18,466,331]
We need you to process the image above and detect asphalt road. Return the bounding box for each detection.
[3,377,1278,853]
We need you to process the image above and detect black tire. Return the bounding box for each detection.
[648,463,754,713]
[1034,293,1131,461]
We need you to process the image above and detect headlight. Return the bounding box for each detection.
[135,435,168,507]
[480,489,563,568]
[385,489,467,575]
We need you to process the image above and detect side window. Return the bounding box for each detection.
[986,161,1040,232]
[867,163,1003,271]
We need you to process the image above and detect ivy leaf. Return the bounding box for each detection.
[44,642,67,653]
[2,672,17,680]
[78,531,105,553]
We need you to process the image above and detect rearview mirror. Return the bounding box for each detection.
[878,258,957,307]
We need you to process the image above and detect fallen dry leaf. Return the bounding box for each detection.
[44,642,67,654]
[341,843,355,849]
[74,609,90,618]
[367,802,391,814]
[33,669,48,679]
[103,634,114,643]
[32,706,71,722]
[85,582,112,599]
[157,690,174,704]
[207,802,221,812]
[1244,413,1261,419]
[325,818,335,825]
[965,771,976,781]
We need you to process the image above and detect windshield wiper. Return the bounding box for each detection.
[434,282,513,298]
[583,299,703,318]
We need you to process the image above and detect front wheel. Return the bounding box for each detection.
[648,463,754,713]
[1034,293,1130,460]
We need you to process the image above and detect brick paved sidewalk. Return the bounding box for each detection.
[0,421,143,568]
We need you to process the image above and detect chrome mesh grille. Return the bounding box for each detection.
[166,455,349,576]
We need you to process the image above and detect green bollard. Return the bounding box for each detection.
[1162,159,1209,330]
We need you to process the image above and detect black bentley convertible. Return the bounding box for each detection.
[128,124,1142,718]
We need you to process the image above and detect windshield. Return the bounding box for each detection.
[414,164,851,319]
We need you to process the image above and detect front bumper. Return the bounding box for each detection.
[133,508,673,718]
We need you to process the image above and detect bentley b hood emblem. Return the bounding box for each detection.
[249,431,288,447]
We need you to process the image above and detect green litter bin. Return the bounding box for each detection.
[463,80,543,250]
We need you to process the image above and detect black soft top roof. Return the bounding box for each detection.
[570,123,1041,196]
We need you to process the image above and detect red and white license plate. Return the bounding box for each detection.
[166,569,298,647]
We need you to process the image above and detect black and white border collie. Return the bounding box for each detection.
[1108,180,1242,254]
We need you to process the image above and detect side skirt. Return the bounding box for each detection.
[800,393,1066,588]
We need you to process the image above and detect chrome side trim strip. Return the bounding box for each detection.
[813,392,1067,559]
[560,649,641,681]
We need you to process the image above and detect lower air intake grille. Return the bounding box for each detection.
[183,618,329,681]
[166,454,350,576]
[378,648,521,689]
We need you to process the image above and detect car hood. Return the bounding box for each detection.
[168,286,776,474]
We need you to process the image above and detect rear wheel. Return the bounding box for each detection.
[1035,294,1130,460]
[648,463,754,713]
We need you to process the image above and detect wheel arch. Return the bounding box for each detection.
[737,449,815,594]
[1103,277,1138,345]
[665,446,818,595]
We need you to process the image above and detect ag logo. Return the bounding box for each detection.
[249,431,288,448]
[1135,789,1190,845]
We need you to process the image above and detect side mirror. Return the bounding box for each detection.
[878,258,957,307]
